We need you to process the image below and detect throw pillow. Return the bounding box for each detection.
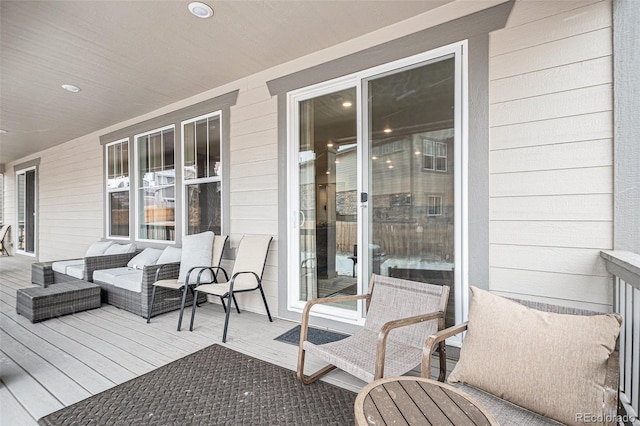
[447,287,622,426]
[178,231,214,284]
[127,248,163,269]
[104,243,136,255]
[85,240,114,256]
[156,246,182,265]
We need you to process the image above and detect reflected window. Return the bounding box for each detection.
[136,126,175,241]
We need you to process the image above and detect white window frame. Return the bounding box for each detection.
[427,195,443,216]
[134,124,177,243]
[423,139,448,172]
[181,111,223,236]
[105,138,130,239]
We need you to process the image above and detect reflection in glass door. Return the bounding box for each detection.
[17,167,37,256]
[366,56,457,326]
[298,87,358,311]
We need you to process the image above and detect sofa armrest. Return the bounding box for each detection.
[421,321,468,381]
[84,251,139,281]
[140,262,181,309]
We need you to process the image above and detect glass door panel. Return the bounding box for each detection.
[366,57,456,326]
[298,87,358,310]
[17,168,36,255]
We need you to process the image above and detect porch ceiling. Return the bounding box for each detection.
[0,0,453,166]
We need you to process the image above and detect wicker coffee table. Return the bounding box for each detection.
[16,280,101,323]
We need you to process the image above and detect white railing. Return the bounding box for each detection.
[601,250,640,426]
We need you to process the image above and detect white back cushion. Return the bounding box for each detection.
[104,243,136,255]
[85,241,114,256]
[156,246,182,264]
[127,248,163,269]
[178,231,214,284]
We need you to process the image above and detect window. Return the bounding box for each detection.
[427,195,443,216]
[182,113,222,235]
[136,126,175,242]
[106,139,129,237]
[423,139,447,172]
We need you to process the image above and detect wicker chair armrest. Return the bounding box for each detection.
[373,310,446,380]
[299,293,370,346]
[421,321,468,381]
[84,251,138,281]
[602,349,619,426]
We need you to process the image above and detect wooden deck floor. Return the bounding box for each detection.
[0,255,454,425]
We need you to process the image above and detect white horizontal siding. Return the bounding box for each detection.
[488,0,613,309]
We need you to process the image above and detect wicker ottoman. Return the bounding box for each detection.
[16,280,101,323]
[31,261,54,287]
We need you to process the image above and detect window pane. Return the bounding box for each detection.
[137,128,175,241]
[107,141,129,190]
[184,123,196,179]
[368,56,456,326]
[208,116,221,177]
[110,192,129,237]
[195,119,208,179]
[186,181,221,235]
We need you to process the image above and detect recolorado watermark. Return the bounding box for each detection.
[576,413,638,423]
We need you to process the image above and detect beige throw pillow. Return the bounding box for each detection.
[448,287,621,426]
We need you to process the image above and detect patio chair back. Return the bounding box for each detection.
[365,274,449,350]
[230,235,272,290]
[212,235,228,269]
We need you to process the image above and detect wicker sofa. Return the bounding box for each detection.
[423,287,622,426]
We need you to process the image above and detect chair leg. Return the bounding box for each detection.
[219,296,227,313]
[258,284,273,322]
[232,294,240,313]
[222,293,233,343]
[189,290,199,331]
[189,285,201,307]
[147,286,158,323]
[177,285,189,331]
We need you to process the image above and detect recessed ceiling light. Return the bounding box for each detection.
[342,101,352,108]
[327,142,334,148]
[0,129,7,134]
[188,2,213,18]
[61,84,81,93]
[383,128,392,133]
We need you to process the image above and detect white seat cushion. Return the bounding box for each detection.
[93,267,140,285]
[52,259,84,274]
[113,271,144,293]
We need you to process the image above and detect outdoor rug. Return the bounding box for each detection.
[38,345,356,425]
[274,325,350,346]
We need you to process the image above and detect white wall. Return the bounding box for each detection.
[488,0,613,311]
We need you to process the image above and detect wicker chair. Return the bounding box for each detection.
[297,274,449,384]
[148,234,228,331]
[189,235,273,343]
[422,288,622,426]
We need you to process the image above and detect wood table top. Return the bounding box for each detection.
[354,376,499,426]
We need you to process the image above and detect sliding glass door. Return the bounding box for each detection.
[288,43,464,325]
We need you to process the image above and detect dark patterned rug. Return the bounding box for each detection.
[275,325,350,346]
[38,345,356,425]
